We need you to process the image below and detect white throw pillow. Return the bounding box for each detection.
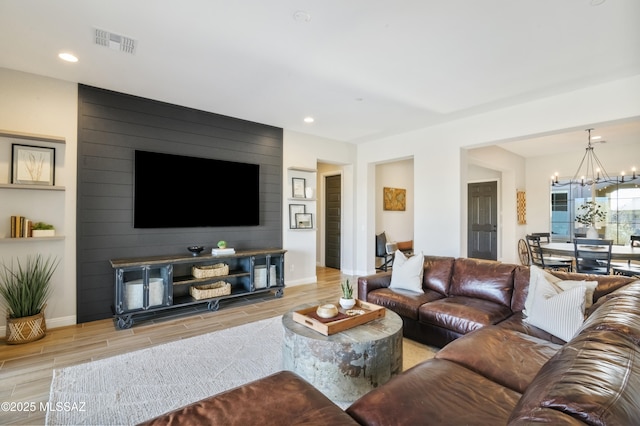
[524,266,560,316]
[525,266,597,315]
[556,280,597,309]
[524,278,587,342]
[389,250,425,294]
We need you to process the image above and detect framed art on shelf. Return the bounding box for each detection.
[289,204,306,229]
[292,177,306,198]
[295,213,313,229]
[11,144,55,186]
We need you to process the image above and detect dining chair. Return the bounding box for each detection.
[525,234,572,272]
[531,232,574,267]
[376,232,393,271]
[611,235,640,277]
[573,238,613,275]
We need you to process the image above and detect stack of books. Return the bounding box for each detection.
[211,247,235,256]
[10,216,32,238]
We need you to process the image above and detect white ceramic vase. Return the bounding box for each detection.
[586,226,599,239]
[339,298,356,309]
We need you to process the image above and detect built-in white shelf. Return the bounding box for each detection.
[287,166,317,173]
[0,183,65,191]
[0,236,65,243]
[0,129,65,144]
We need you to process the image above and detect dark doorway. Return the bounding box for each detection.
[325,174,341,269]
[468,181,498,260]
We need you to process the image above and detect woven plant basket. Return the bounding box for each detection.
[192,263,229,279]
[6,306,47,344]
[190,281,231,300]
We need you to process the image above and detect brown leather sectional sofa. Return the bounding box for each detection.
[142,256,640,425]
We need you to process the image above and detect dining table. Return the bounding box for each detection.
[541,242,640,261]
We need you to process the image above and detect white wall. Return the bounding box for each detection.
[355,75,640,274]
[375,159,414,244]
[283,130,357,284]
[0,68,78,330]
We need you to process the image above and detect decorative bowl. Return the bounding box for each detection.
[187,246,205,256]
[316,304,339,319]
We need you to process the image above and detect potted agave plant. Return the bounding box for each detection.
[340,279,356,309]
[0,255,59,344]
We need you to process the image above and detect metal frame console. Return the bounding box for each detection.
[110,249,286,329]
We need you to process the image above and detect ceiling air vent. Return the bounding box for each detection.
[94,28,137,54]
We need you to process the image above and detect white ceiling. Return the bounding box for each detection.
[1,0,639,148]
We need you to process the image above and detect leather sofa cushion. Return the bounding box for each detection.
[546,270,635,301]
[512,266,531,312]
[580,291,640,345]
[508,408,587,425]
[509,329,640,425]
[418,296,512,335]
[347,358,522,426]
[449,257,516,307]
[585,280,640,317]
[435,326,561,393]
[367,288,444,320]
[496,312,567,345]
[139,371,358,426]
[422,255,455,294]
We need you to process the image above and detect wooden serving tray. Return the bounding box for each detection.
[292,300,385,336]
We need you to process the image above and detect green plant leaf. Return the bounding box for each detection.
[0,255,59,318]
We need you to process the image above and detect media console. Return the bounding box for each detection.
[110,248,286,329]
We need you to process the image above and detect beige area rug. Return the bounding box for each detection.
[47,316,437,425]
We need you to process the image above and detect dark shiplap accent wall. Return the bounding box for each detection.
[77,85,283,323]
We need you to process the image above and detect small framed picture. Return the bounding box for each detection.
[12,144,55,186]
[292,177,306,198]
[289,204,306,229]
[295,213,313,229]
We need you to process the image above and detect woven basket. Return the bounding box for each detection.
[192,263,229,279]
[6,306,47,344]
[190,281,231,300]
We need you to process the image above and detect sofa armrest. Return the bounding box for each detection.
[358,272,391,301]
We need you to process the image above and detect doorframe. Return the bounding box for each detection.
[466,178,501,259]
[319,169,343,268]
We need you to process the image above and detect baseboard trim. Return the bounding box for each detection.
[285,276,317,286]
[0,315,77,336]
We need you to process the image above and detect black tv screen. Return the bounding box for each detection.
[134,150,259,228]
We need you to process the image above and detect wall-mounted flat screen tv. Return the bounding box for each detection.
[134,150,260,228]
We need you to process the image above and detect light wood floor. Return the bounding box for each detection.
[0,267,432,425]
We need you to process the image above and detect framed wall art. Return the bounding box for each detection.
[11,144,55,186]
[517,190,526,225]
[289,204,306,229]
[383,187,406,211]
[295,213,313,229]
[292,177,306,198]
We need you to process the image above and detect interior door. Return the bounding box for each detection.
[325,174,341,269]
[468,181,498,260]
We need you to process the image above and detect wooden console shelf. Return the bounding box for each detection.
[110,248,286,329]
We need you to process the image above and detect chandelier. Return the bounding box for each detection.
[551,128,637,187]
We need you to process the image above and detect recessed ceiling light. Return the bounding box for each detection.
[293,10,311,22]
[304,117,314,123]
[58,52,78,63]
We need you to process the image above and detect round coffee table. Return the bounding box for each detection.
[282,304,403,403]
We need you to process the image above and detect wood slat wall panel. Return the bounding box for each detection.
[77,85,283,323]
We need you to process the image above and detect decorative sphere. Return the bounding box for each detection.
[217,240,227,248]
